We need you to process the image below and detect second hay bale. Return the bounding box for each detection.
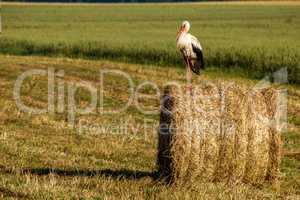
[157,82,282,185]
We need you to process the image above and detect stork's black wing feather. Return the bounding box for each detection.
[191,43,205,75]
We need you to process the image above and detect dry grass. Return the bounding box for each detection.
[0,55,299,199]
[158,83,283,185]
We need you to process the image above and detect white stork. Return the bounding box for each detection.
[176,21,204,87]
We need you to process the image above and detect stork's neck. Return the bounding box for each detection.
[177,31,188,41]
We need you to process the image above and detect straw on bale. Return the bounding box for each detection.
[157,82,283,185]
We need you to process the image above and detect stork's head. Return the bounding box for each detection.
[177,21,190,38]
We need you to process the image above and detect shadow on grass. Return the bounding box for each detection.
[0,165,161,198]
[0,186,30,199]
[0,165,158,180]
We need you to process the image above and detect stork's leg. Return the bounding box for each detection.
[186,62,192,91]
[185,66,193,95]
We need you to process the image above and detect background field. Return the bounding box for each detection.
[1,2,300,83]
[0,2,300,199]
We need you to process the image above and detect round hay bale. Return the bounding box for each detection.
[262,88,283,184]
[157,82,282,185]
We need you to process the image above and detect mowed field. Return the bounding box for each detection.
[0,2,300,200]
[1,2,300,83]
[0,55,299,199]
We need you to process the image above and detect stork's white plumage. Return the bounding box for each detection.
[176,21,204,86]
